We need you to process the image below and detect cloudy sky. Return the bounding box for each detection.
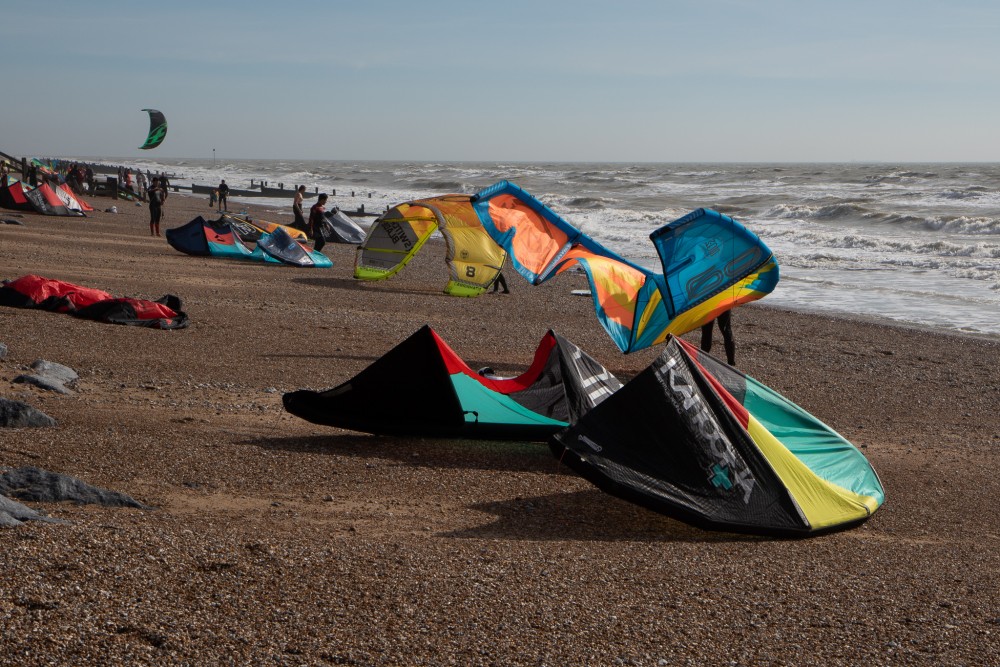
[2,0,997,162]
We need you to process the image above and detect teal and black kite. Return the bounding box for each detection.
[138,109,168,150]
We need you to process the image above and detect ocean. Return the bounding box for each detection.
[91,157,1000,338]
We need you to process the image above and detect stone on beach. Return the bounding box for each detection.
[12,359,79,394]
[0,397,57,428]
[0,466,152,509]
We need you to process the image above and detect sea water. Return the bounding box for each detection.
[91,158,1000,338]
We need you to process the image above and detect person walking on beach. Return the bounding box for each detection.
[218,179,229,212]
[309,193,329,252]
[148,177,165,237]
[292,185,308,232]
[701,310,736,365]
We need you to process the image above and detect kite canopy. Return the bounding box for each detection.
[283,325,622,440]
[166,217,331,267]
[472,181,779,353]
[352,181,777,351]
[222,213,307,241]
[550,335,884,536]
[0,275,188,329]
[257,227,333,268]
[138,108,168,150]
[323,209,367,244]
[166,216,275,261]
[1,178,85,217]
[0,177,35,212]
[54,184,93,214]
[354,195,508,296]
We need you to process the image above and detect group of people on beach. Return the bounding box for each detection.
[289,184,330,252]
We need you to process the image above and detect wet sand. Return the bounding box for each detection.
[1,193,998,665]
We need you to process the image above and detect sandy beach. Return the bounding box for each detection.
[1,192,999,665]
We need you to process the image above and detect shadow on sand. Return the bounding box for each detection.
[243,432,570,475]
[444,490,763,543]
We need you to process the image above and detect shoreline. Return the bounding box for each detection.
[1,192,998,664]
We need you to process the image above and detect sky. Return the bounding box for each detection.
[2,0,998,163]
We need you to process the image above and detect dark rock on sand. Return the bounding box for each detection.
[30,359,79,387]
[13,374,73,394]
[0,466,152,509]
[12,359,79,395]
[0,397,57,428]
[0,494,59,528]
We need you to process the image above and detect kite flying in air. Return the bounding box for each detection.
[138,109,168,150]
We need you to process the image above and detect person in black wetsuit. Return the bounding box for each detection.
[147,177,165,237]
[309,193,329,252]
[492,271,509,294]
[217,179,229,212]
[701,309,736,365]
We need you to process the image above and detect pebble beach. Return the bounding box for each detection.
[1,193,999,665]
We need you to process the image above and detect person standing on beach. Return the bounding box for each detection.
[292,185,307,232]
[701,310,736,365]
[492,256,510,294]
[218,179,229,212]
[148,177,165,237]
[309,193,329,252]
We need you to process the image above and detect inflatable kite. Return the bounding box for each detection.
[221,213,307,242]
[551,335,884,536]
[283,325,622,440]
[167,216,273,261]
[1,177,86,217]
[473,181,779,353]
[167,217,331,267]
[356,181,777,351]
[355,195,508,296]
[0,275,188,329]
[322,209,367,244]
[138,109,168,150]
[257,227,333,268]
[0,177,34,212]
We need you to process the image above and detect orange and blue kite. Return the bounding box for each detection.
[471,181,779,353]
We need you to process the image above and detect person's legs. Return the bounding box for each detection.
[717,310,735,365]
[700,319,714,353]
